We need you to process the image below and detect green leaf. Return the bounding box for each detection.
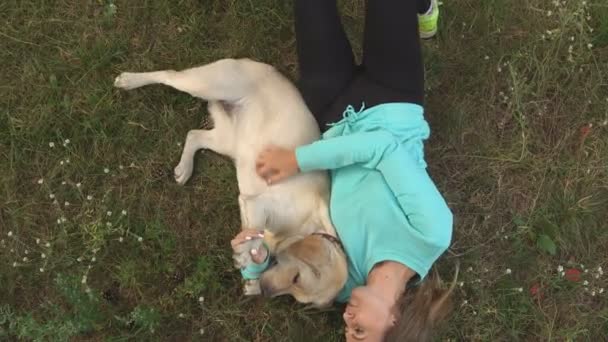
[537,234,557,255]
[513,215,526,227]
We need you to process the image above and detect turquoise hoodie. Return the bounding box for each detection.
[242,102,452,303]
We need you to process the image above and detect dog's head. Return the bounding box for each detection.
[259,234,347,307]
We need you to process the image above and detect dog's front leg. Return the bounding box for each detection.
[232,195,268,269]
[232,196,270,297]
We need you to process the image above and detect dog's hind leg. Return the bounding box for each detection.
[174,101,235,185]
[114,58,267,102]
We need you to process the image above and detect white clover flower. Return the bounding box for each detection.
[61,217,67,223]
[598,266,603,275]
[87,195,93,201]
[22,257,28,262]
[56,219,61,224]
[76,182,81,188]
[104,168,110,174]
[199,328,205,335]
[7,231,12,237]
[484,55,489,60]
[91,257,96,262]
[36,238,40,244]
[66,159,70,164]
[557,265,564,272]
[39,268,44,273]
[12,262,17,267]
[121,210,127,216]
[587,43,593,49]
[119,165,124,170]
[38,178,44,185]
[49,142,55,148]
[497,66,502,73]
[64,201,70,207]
[64,139,70,145]
[591,290,596,296]
[467,266,473,272]
[61,181,67,185]
[138,237,143,242]
[77,257,83,262]
[462,299,468,305]
[129,162,135,167]
[24,250,28,255]
[106,222,112,227]
[547,10,552,16]
[570,36,575,41]
[178,313,185,318]
[118,237,124,243]
[45,242,51,248]
[517,287,523,292]
[107,211,113,216]
[81,275,87,284]
[60,160,65,166]
[560,271,565,277]
[198,296,205,303]
[49,194,55,199]
[505,268,512,275]
[458,282,464,287]
[41,253,46,259]
[600,288,604,294]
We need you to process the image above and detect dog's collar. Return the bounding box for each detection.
[312,232,344,251]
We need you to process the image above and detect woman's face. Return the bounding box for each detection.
[343,286,396,341]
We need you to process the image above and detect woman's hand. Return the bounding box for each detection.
[256,146,299,184]
[230,229,268,264]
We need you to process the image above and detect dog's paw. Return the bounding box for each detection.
[232,251,252,270]
[174,161,193,185]
[243,279,262,296]
[114,72,146,90]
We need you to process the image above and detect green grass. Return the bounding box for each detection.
[1,0,607,340]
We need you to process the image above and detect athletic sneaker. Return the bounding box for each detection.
[419,0,439,39]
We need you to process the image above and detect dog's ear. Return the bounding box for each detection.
[286,235,327,277]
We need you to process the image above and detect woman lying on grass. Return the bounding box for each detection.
[232,0,454,340]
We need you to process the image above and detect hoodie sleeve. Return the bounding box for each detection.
[295,130,396,172]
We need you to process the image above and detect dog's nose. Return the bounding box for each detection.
[260,284,272,297]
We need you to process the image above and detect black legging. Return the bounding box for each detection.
[295,0,430,131]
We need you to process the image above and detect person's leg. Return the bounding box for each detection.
[294,0,356,125]
[361,0,429,106]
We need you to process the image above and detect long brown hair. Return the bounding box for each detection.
[384,262,460,342]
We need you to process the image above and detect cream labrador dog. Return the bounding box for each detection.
[114,58,347,307]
